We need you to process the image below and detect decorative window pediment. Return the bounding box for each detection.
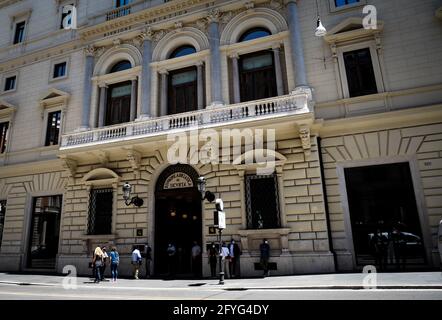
[324,17,384,44]
[233,149,287,174]
[83,168,120,187]
[40,88,70,108]
[0,99,16,118]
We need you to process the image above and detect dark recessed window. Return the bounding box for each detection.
[169,45,196,59]
[0,122,9,154]
[88,188,113,235]
[60,4,74,29]
[239,27,271,42]
[116,0,130,7]
[335,0,360,7]
[4,76,16,91]
[13,21,26,44]
[110,60,132,73]
[45,111,61,146]
[53,62,67,79]
[343,48,378,97]
[245,174,280,229]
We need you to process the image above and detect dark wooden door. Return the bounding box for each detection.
[106,82,131,126]
[239,51,277,102]
[168,67,197,115]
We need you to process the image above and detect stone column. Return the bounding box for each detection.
[130,77,138,121]
[287,0,308,88]
[207,10,223,105]
[81,46,96,129]
[159,70,168,116]
[272,46,284,96]
[98,84,107,128]
[196,62,204,110]
[139,30,153,119]
[230,53,241,104]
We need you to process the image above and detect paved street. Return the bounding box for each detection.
[0,272,441,300]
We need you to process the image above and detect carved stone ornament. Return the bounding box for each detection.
[207,8,222,23]
[127,149,142,170]
[84,45,96,56]
[61,157,77,179]
[299,125,311,156]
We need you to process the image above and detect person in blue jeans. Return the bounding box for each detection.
[109,247,120,282]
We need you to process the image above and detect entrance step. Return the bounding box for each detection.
[30,259,56,270]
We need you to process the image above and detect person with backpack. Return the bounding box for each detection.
[109,247,120,282]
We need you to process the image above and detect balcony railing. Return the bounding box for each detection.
[60,93,310,149]
[106,4,132,21]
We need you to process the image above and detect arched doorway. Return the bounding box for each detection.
[154,164,202,278]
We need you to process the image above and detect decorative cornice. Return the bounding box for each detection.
[79,0,211,40]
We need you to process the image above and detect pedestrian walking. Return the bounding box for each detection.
[101,246,108,281]
[144,242,152,278]
[191,241,202,277]
[92,246,104,283]
[220,242,231,279]
[228,239,241,278]
[109,247,119,282]
[260,239,270,277]
[208,242,217,278]
[167,243,176,277]
[131,245,142,279]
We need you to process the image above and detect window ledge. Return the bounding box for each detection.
[329,0,367,13]
[80,234,117,240]
[238,228,290,237]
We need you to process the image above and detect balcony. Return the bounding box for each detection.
[106,4,132,21]
[60,92,311,150]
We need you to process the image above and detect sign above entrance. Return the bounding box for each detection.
[164,172,194,190]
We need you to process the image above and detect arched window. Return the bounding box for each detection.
[109,60,132,73]
[169,45,196,59]
[239,27,271,42]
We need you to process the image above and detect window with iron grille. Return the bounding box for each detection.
[0,200,6,247]
[88,188,113,235]
[245,174,280,229]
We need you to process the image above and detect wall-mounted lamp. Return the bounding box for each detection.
[197,176,216,202]
[315,0,327,37]
[122,182,144,207]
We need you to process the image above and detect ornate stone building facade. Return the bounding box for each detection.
[0,0,441,277]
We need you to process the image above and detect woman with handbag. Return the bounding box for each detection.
[92,246,104,283]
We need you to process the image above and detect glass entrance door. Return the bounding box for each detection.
[28,195,62,269]
[345,163,427,270]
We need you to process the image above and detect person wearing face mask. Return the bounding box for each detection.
[260,238,270,277]
[228,238,241,278]
[208,242,217,278]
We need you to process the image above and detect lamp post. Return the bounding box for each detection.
[197,176,225,285]
[122,182,144,207]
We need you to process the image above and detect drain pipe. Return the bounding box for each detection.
[317,136,338,272]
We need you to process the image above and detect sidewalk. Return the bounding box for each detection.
[1,272,441,290]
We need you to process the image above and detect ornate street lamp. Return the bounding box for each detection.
[197,176,215,203]
[315,0,327,37]
[122,182,144,207]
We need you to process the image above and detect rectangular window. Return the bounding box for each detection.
[53,62,67,79]
[88,188,113,235]
[116,0,130,7]
[245,174,280,229]
[335,0,359,7]
[45,111,61,146]
[13,21,26,44]
[0,200,6,247]
[4,76,16,92]
[343,48,378,97]
[0,122,9,154]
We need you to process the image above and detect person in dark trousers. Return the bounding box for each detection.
[228,239,241,278]
[144,242,152,278]
[100,246,108,281]
[92,246,104,283]
[166,243,176,277]
[109,247,119,282]
[191,241,202,277]
[208,242,217,278]
[260,239,270,277]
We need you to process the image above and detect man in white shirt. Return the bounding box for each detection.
[131,246,142,279]
[220,242,231,279]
